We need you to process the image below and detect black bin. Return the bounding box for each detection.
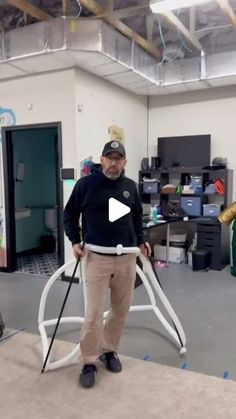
[192,249,211,271]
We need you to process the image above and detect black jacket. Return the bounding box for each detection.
[64,164,144,247]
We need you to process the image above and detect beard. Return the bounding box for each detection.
[103,168,122,180]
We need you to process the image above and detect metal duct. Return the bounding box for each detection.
[1,17,236,95]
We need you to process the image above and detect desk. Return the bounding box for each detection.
[143,219,171,266]
[143,217,198,266]
[143,217,230,270]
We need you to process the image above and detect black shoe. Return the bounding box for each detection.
[79,364,97,388]
[99,352,122,373]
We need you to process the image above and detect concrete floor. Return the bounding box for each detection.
[1,263,236,381]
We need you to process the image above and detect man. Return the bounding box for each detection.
[64,140,151,388]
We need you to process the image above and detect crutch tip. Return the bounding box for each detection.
[179,347,187,356]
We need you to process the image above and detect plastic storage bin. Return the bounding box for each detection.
[143,182,158,194]
[190,175,202,187]
[203,204,221,217]
[180,196,202,216]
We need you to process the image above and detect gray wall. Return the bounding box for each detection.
[12,128,57,252]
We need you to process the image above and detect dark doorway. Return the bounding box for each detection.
[2,122,64,275]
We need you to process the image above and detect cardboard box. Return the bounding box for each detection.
[169,234,186,242]
[154,244,185,263]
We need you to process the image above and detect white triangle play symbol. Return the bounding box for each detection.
[109,198,130,222]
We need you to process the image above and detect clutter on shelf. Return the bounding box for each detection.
[161,184,176,194]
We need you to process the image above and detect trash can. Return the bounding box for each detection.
[192,249,211,271]
[231,220,236,277]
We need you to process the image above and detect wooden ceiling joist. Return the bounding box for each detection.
[216,0,236,29]
[91,4,150,20]
[112,4,150,20]
[79,0,161,60]
[5,0,52,21]
[62,0,70,17]
[108,0,114,13]
[146,15,155,44]
[112,7,149,20]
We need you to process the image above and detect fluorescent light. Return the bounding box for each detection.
[150,0,211,14]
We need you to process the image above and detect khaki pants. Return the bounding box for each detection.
[79,251,137,365]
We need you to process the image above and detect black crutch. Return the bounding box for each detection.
[0,311,5,338]
[41,244,84,373]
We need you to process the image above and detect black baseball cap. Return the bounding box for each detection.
[102,141,126,158]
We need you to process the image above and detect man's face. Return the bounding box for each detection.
[100,152,127,180]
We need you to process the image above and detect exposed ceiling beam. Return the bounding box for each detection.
[189,6,195,33]
[5,0,52,21]
[62,0,70,17]
[92,3,150,19]
[161,11,203,51]
[79,0,161,60]
[195,23,231,39]
[146,15,155,44]
[108,0,114,13]
[112,4,150,19]
[216,0,236,29]
[111,1,152,19]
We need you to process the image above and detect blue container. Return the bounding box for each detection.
[180,196,202,216]
[143,182,158,194]
[190,176,202,187]
[194,185,203,194]
[203,204,221,217]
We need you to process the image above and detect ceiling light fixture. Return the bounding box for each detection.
[150,0,212,14]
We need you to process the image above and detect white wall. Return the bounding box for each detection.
[149,85,236,200]
[0,69,76,167]
[74,68,147,182]
[0,68,148,267]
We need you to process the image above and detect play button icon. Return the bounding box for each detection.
[109,198,130,222]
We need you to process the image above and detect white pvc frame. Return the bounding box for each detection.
[38,244,186,371]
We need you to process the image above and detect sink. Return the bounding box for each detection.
[15,208,31,221]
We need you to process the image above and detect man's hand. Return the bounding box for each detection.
[73,243,86,259]
[139,242,152,258]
